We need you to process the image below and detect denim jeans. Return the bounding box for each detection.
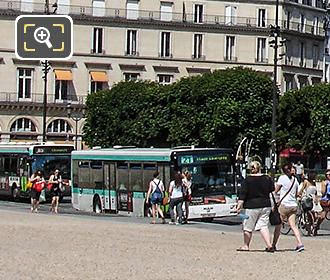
[170,197,183,223]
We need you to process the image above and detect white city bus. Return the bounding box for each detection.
[0,142,74,200]
[71,146,238,220]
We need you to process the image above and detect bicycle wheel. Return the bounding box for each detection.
[298,212,312,236]
[326,211,330,221]
[280,222,291,235]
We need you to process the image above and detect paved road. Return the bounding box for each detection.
[0,197,329,234]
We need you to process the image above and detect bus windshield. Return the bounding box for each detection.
[31,155,71,179]
[176,151,235,197]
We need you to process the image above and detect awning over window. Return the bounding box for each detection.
[54,70,72,80]
[90,71,108,82]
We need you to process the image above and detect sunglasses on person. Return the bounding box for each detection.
[326,173,330,176]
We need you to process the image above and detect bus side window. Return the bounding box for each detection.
[78,161,90,188]
[72,160,79,188]
[130,163,142,192]
[117,162,128,191]
[4,157,10,175]
[0,157,4,174]
[90,161,103,189]
[143,163,157,192]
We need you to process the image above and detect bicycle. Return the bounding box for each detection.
[280,201,315,236]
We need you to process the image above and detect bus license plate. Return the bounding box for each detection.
[201,213,216,217]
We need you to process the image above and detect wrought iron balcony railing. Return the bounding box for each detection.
[0,92,86,105]
[0,0,324,36]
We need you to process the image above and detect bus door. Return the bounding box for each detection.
[104,162,117,212]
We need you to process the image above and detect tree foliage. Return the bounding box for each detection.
[84,67,274,155]
[278,83,330,155]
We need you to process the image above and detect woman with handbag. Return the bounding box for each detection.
[314,169,330,235]
[236,161,274,252]
[29,170,45,213]
[274,163,304,252]
[146,171,166,224]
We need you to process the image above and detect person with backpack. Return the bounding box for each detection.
[168,173,184,225]
[146,171,166,224]
[314,169,330,235]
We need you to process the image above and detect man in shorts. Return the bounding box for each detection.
[275,163,304,252]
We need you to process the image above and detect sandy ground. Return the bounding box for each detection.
[0,209,329,280]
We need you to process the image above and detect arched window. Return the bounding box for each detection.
[47,119,72,133]
[10,118,36,132]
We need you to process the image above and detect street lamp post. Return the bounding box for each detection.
[67,104,85,150]
[270,0,280,176]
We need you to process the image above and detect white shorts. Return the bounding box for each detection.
[243,207,271,232]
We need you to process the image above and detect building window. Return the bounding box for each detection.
[286,11,291,29]
[92,0,105,17]
[126,30,138,56]
[47,119,71,133]
[225,36,235,61]
[285,40,292,64]
[257,9,266,27]
[325,64,329,83]
[92,27,103,54]
[10,118,36,132]
[57,0,70,14]
[194,4,203,23]
[193,34,203,59]
[157,74,173,85]
[312,45,319,68]
[256,38,267,63]
[126,0,139,20]
[124,73,139,81]
[160,2,172,21]
[225,6,237,25]
[90,81,104,93]
[300,42,305,67]
[284,75,293,92]
[299,14,305,32]
[55,80,68,100]
[160,32,171,57]
[17,68,32,99]
[313,17,319,35]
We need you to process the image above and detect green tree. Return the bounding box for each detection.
[84,67,274,155]
[278,83,330,155]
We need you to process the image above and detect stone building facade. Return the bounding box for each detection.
[0,0,326,146]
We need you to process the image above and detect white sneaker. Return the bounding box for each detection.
[168,221,175,225]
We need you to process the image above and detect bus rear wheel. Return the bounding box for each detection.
[93,196,102,214]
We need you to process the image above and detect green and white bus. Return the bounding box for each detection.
[0,143,74,200]
[71,146,238,220]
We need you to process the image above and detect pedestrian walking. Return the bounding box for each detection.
[29,170,45,213]
[293,160,304,184]
[182,170,192,223]
[48,169,64,214]
[236,161,274,252]
[146,171,166,224]
[314,169,330,235]
[274,163,304,252]
[169,173,184,225]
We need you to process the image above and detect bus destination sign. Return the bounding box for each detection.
[180,154,230,165]
[33,146,74,155]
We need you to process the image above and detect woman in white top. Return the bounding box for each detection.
[182,170,192,224]
[168,173,184,225]
[146,171,166,224]
[275,163,304,252]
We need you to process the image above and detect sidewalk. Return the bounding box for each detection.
[0,209,329,280]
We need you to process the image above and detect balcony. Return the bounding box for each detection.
[0,92,86,108]
[0,1,324,36]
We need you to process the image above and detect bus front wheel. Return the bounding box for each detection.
[11,184,20,201]
[93,196,102,214]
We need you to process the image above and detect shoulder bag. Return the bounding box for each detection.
[269,177,296,225]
